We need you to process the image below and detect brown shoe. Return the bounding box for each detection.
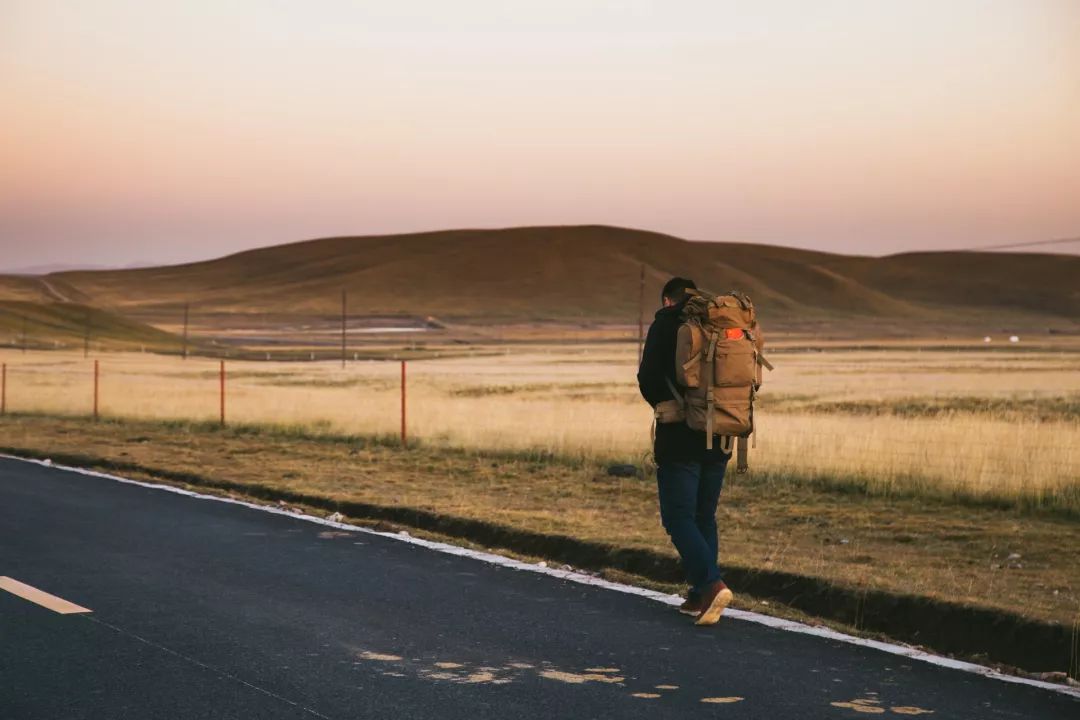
[694,580,734,626]
[678,594,704,616]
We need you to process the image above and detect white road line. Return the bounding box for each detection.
[0,576,91,614]
[3,453,1077,700]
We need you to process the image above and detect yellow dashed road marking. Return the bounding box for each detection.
[655,684,679,690]
[632,693,661,699]
[701,697,744,704]
[0,577,91,614]
[890,708,934,716]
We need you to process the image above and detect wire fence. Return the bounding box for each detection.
[1,349,1077,511]
[0,355,412,443]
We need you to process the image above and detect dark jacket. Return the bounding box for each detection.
[637,301,731,465]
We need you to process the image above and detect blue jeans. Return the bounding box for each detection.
[656,458,728,596]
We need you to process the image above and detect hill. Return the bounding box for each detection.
[0,300,182,353]
[2,226,1078,333]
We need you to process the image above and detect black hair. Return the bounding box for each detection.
[661,276,697,303]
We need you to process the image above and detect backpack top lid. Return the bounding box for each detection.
[681,289,756,330]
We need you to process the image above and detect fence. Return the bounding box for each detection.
[1,356,412,447]
[0,346,1078,514]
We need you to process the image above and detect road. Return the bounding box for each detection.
[37,278,73,303]
[0,457,1075,719]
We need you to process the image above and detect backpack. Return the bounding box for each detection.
[667,289,772,473]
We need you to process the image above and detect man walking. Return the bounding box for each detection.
[637,277,734,626]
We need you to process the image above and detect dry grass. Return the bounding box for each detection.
[1,343,1078,511]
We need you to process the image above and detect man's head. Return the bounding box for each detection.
[661,277,697,307]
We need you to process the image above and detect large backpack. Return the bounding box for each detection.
[668,289,772,472]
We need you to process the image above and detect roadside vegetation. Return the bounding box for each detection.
[1,343,1077,513]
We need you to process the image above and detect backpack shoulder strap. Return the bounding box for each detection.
[664,377,685,410]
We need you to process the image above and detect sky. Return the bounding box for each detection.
[1,0,1078,270]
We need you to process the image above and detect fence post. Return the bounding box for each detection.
[1,363,6,415]
[182,303,189,360]
[220,360,226,427]
[93,360,99,421]
[400,359,407,447]
[341,289,347,369]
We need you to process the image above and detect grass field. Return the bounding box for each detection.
[1,340,1078,513]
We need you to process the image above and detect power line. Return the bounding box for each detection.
[959,237,1080,252]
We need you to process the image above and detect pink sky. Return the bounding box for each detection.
[2,0,1078,269]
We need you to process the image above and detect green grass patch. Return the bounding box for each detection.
[762,393,1080,423]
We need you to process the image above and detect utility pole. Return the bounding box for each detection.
[182,303,189,359]
[83,308,91,358]
[341,290,347,369]
[637,264,645,362]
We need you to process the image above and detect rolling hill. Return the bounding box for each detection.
[0,300,182,352]
[2,226,1078,334]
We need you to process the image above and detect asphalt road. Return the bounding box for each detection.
[1,457,1075,719]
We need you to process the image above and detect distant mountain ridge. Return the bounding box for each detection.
[2,263,110,275]
[1,226,1078,331]
[0,262,156,275]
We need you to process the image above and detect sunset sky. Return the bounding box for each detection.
[2,0,1078,269]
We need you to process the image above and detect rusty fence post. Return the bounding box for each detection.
[93,359,99,421]
[400,359,407,447]
[219,360,226,427]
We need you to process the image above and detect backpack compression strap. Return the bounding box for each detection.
[704,331,719,450]
[666,376,736,456]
